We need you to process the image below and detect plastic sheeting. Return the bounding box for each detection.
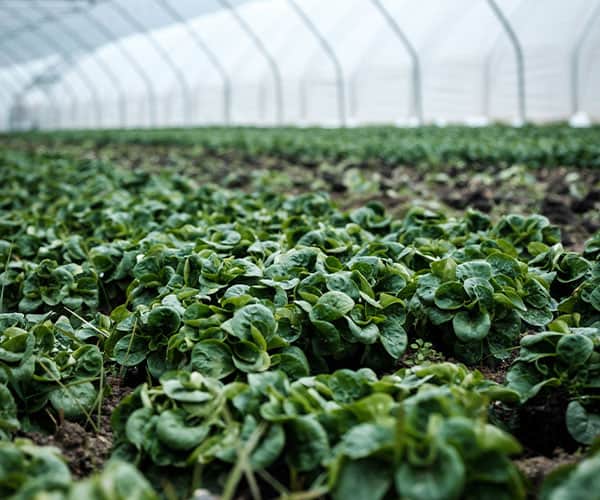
[1,0,599,130]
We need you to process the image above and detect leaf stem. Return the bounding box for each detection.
[221,422,267,500]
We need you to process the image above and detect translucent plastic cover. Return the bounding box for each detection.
[1,0,599,129]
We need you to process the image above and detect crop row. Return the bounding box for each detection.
[4,124,600,168]
[1,148,600,498]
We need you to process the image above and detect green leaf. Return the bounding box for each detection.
[72,344,103,379]
[250,423,285,470]
[75,460,158,500]
[146,306,181,335]
[566,401,600,445]
[161,373,215,404]
[48,382,97,420]
[487,253,521,278]
[479,423,522,455]
[431,258,457,281]
[523,277,552,309]
[271,346,310,380]
[519,307,553,327]
[417,274,442,303]
[379,317,407,359]
[126,407,154,449]
[310,291,355,322]
[463,278,494,309]
[113,334,147,367]
[339,423,393,459]
[156,410,209,451]
[506,362,560,402]
[543,452,600,500]
[456,261,492,280]
[556,334,594,367]
[452,309,491,342]
[346,393,395,422]
[311,319,343,355]
[232,349,271,373]
[434,282,466,310]
[589,285,600,311]
[286,416,329,471]
[133,256,160,284]
[395,442,465,500]
[328,368,375,404]
[225,304,277,342]
[0,384,19,435]
[0,328,34,363]
[494,290,526,311]
[146,351,178,380]
[333,458,392,500]
[326,272,361,300]
[191,340,235,379]
[344,318,379,344]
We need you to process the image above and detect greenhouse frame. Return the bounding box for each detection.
[1,0,600,130]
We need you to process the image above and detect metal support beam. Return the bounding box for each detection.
[482,0,524,119]
[218,0,283,124]
[109,0,192,125]
[348,75,359,119]
[299,79,308,121]
[35,1,127,127]
[487,0,526,123]
[82,8,158,127]
[156,0,232,124]
[371,0,423,124]
[571,1,600,115]
[482,34,501,118]
[288,0,345,126]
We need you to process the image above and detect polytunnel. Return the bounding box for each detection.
[3,0,600,497]
[1,0,600,130]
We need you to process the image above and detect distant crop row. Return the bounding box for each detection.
[4,124,600,168]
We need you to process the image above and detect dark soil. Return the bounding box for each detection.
[21,376,132,478]
[515,449,581,498]
[514,389,579,457]
[478,358,514,384]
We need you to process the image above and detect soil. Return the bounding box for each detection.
[478,357,514,384]
[21,376,132,478]
[515,449,581,498]
[514,389,579,457]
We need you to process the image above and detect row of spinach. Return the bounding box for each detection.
[2,363,600,499]
[7,124,600,168]
[0,439,156,500]
[1,149,600,497]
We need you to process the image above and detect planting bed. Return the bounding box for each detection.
[1,126,600,499]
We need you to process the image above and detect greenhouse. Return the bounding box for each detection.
[1,1,600,499]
